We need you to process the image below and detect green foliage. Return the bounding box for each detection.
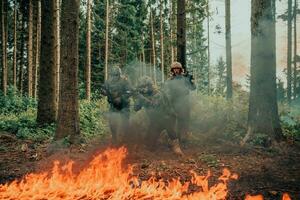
[249,133,271,146]
[0,87,37,115]
[279,103,300,141]
[0,90,110,142]
[190,91,248,142]
[0,108,54,142]
[80,98,109,138]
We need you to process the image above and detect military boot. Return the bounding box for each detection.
[170,139,184,156]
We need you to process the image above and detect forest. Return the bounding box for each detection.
[0,0,299,199]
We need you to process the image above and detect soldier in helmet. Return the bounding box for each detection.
[102,66,133,144]
[162,61,196,156]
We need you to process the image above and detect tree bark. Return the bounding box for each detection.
[33,0,41,98]
[85,0,91,100]
[55,0,81,140]
[150,10,157,85]
[1,0,8,95]
[293,0,297,99]
[37,0,57,125]
[54,0,60,110]
[104,0,109,81]
[28,0,33,97]
[207,0,210,94]
[177,0,186,71]
[160,0,164,82]
[170,0,175,63]
[225,0,232,99]
[18,14,25,94]
[287,0,292,102]
[13,0,17,89]
[244,0,283,145]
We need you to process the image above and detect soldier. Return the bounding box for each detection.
[162,61,196,156]
[134,76,163,147]
[102,66,133,144]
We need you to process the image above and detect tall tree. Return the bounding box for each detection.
[1,0,8,95]
[37,0,58,125]
[54,0,60,108]
[293,0,297,99]
[287,0,292,102]
[150,10,157,84]
[177,0,186,70]
[225,0,232,99]
[18,13,25,94]
[13,0,18,89]
[104,0,109,81]
[243,0,283,145]
[85,0,91,100]
[33,0,41,98]
[55,0,81,140]
[170,0,176,63]
[160,0,164,82]
[206,0,210,94]
[28,0,33,97]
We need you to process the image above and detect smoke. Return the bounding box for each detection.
[103,60,247,148]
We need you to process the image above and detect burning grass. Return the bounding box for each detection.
[0,147,291,200]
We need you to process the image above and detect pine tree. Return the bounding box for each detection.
[287,0,292,102]
[177,0,186,70]
[225,0,232,99]
[28,0,33,97]
[55,0,81,141]
[243,0,283,145]
[37,0,58,125]
[1,0,8,95]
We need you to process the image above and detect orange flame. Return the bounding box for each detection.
[245,194,264,200]
[0,147,292,200]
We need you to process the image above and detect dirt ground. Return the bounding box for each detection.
[0,132,299,200]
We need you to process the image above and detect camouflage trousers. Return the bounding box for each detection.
[108,106,130,144]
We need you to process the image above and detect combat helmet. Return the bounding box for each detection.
[170,62,183,73]
[110,66,122,78]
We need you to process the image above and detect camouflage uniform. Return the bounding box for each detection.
[134,76,163,147]
[102,67,133,144]
[162,62,196,155]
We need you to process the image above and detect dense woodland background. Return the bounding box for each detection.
[0,0,300,146]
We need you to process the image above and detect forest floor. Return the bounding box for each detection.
[0,131,300,200]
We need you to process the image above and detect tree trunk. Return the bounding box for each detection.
[142,35,145,76]
[37,0,57,125]
[32,0,37,98]
[55,0,81,140]
[1,0,8,95]
[150,10,157,85]
[170,0,175,63]
[33,0,41,98]
[85,0,91,100]
[293,0,297,99]
[28,0,33,97]
[54,0,60,110]
[160,0,164,82]
[13,0,17,89]
[207,0,210,94]
[18,14,25,94]
[243,0,283,145]
[177,0,186,71]
[287,0,292,102]
[104,0,109,81]
[225,0,232,99]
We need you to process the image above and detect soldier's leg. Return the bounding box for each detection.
[120,107,130,143]
[108,112,118,144]
[145,111,162,148]
[164,115,184,156]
